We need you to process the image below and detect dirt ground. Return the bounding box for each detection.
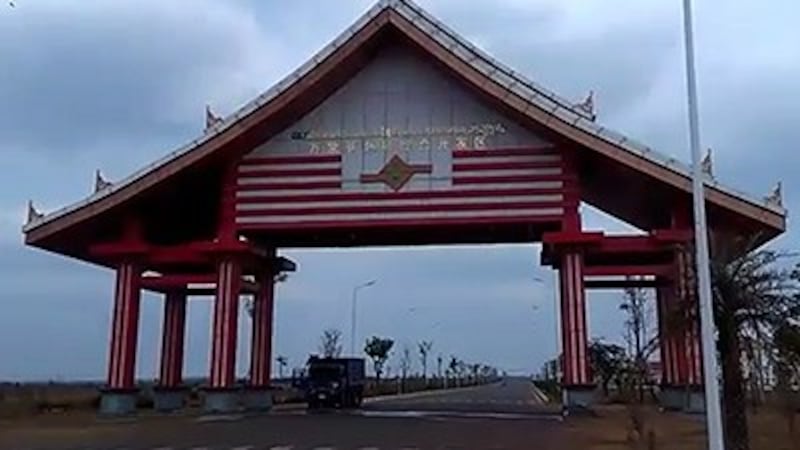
[566,404,800,450]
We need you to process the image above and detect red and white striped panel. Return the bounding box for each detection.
[559,251,591,386]
[235,147,571,230]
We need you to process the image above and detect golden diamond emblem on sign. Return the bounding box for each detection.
[360,155,433,191]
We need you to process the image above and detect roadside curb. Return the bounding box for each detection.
[364,383,496,404]
[270,384,491,411]
[529,384,550,404]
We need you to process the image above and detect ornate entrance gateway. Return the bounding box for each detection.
[23,0,785,415]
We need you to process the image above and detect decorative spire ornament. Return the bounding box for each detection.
[205,105,223,130]
[94,170,113,193]
[765,182,783,207]
[27,200,43,224]
[574,90,596,121]
[701,148,713,177]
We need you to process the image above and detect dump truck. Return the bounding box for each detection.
[304,356,366,409]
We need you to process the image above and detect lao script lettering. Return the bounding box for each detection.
[294,122,507,155]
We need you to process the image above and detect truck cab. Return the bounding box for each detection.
[304,357,366,409]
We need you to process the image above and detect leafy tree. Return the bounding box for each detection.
[448,355,459,376]
[364,336,394,382]
[620,285,659,402]
[470,363,481,383]
[706,237,800,450]
[589,340,628,397]
[774,320,800,435]
[319,328,343,358]
[418,341,433,379]
[399,346,413,391]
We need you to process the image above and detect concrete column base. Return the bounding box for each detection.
[563,385,596,413]
[243,387,274,412]
[660,385,705,413]
[659,386,684,411]
[685,387,706,414]
[99,389,138,416]
[202,388,240,414]
[153,387,188,413]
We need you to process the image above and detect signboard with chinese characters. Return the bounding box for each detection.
[237,44,567,230]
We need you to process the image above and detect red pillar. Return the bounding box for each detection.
[559,249,591,386]
[158,291,187,388]
[209,256,242,389]
[249,272,275,388]
[676,246,703,386]
[107,261,142,390]
[657,284,681,386]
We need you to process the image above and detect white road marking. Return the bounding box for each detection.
[358,447,380,450]
[231,446,254,450]
[269,446,294,450]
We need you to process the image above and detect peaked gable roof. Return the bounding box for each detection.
[24,0,786,246]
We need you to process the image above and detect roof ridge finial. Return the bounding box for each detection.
[94,169,113,193]
[766,181,783,207]
[701,147,713,178]
[205,104,223,131]
[27,200,44,224]
[574,90,596,121]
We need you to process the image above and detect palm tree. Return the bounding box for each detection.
[276,355,288,379]
[706,236,800,450]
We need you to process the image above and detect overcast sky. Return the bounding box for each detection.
[0,0,797,382]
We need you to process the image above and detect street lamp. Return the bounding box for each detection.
[350,279,377,356]
[532,275,562,392]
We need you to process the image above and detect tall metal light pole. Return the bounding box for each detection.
[532,275,561,382]
[681,1,724,449]
[350,279,377,356]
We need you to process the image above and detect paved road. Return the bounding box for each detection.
[363,377,555,416]
[3,378,565,450]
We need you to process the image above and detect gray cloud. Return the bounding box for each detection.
[0,0,278,156]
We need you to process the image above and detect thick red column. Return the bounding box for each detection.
[249,272,275,388]
[559,249,591,386]
[158,291,187,388]
[676,246,703,386]
[657,285,681,386]
[209,257,242,389]
[107,261,142,390]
